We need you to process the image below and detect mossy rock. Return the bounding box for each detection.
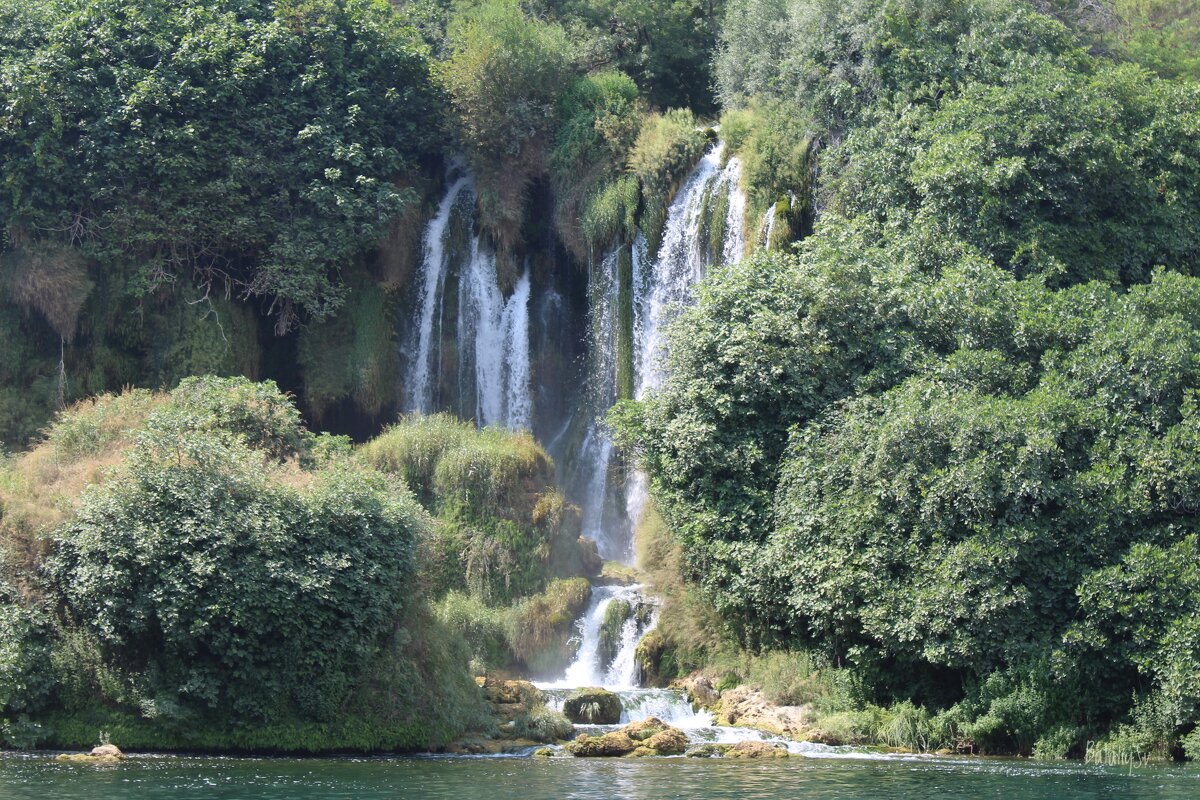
[686,743,733,758]
[565,717,689,757]
[623,716,688,756]
[522,707,575,743]
[562,687,622,724]
[481,677,544,712]
[566,731,636,757]
[631,728,688,757]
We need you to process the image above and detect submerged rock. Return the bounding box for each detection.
[565,716,689,758]
[685,743,732,758]
[562,687,623,724]
[55,744,125,764]
[725,740,791,759]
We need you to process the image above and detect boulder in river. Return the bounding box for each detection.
[684,740,791,759]
[562,687,623,724]
[565,717,689,757]
[567,730,637,757]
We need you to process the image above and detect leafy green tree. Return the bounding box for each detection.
[716,0,1081,136]
[538,0,727,111]
[826,62,1200,286]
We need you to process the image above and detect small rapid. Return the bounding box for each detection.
[534,582,857,754]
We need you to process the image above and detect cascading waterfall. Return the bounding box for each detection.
[537,143,752,742]
[574,143,748,563]
[404,169,533,430]
[624,143,748,535]
[404,146,749,730]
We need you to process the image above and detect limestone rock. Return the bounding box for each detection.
[566,731,636,757]
[90,744,124,758]
[686,743,733,758]
[565,717,690,757]
[54,745,126,765]
[676,673,720,708]
[714,686,813,736]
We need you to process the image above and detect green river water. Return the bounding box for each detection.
[2,753,1199,799]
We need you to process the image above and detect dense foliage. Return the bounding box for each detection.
[0,0,439,330]
[617,0,1200,759]
[0,379,498,750]
[361,413,599,603]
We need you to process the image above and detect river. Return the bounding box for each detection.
[3,752,1199,799]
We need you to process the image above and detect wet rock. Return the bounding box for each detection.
[523,707,574,743]
[622,716,689,756]
[445,737,541,755]
[90,745,124,758]
[631,728,689,757]
[532,747,555,758]
[597,600,633,667]
[724,740,790,759]
[565,717,690,757]
[562,687,623,724]
[686,743,733,758]
[480,677,545,716]
[675,673,720,707]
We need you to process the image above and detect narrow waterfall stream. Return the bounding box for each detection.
[405,167,534,430]
[579,142,749,559]
[535,584,847,754]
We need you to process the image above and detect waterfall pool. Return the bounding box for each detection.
[4,751,1199,800]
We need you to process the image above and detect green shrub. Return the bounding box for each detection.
[362,414,596,602]
[441,0,573,261]
[46,386,426,725]
[1034,725,1080,760]
[0,585,56,746]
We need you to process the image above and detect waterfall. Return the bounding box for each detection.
[761,202,777,249]
[624,142,748,534]
[634,143,742,399]
[408,175,471,413]
[404,170,533,430]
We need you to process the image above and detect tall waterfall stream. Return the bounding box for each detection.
[398,143,822,751]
